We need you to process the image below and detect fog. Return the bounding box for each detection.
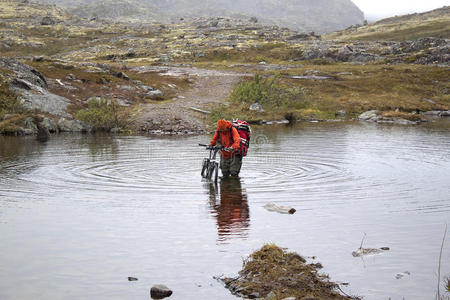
[352,0,450,20]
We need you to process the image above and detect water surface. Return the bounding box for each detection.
[1,121,449,299]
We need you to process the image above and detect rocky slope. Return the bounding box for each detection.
[327,6,450,41]
[37,0,364,33]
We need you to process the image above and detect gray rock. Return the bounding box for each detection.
[24,117,37,133]
[145,89,164,100]
[41,117,58,133]
[265,291,276,300]
[377,118,418,125]
[0,57,47,89]
[249,292,260,299]
[114,72,130,81]
[249,102,264,112]
[281,297,296,300]
[140,85,154,91]
[18,87,71,117]
[422,110,442,116]
[440,110,450,117]
[58,118,91,132]
[120,85,136,91]
[150,284,173,299]
[41,16,56,26]
[335,110,347,117]
[358,110,379,122]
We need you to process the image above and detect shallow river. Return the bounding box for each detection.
[1,121,449,300]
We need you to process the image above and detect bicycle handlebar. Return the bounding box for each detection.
[198,144,233,152]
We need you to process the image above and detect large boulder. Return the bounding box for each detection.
[358,110,379,122]
[57,118,92,132]
[0,57,72,116]
[41,117,58,133]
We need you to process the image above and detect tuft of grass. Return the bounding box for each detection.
[223,244,356,299]
[75,97,132,130]
[0,82,23,116]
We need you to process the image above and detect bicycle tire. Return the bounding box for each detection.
[201,159,209,178]
[207,162,215,180]
[213,162,219,183]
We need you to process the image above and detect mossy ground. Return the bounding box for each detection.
[208,64,450,123]
[223,244,357,300]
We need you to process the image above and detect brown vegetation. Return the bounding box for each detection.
[222,244,357,300]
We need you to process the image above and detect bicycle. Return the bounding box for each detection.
[198,144,233,183]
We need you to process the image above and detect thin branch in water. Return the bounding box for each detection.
[437,224,447,300]
[359,232,367,249]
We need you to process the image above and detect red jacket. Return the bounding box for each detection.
[210,121,241,159]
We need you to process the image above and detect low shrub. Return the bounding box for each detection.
[76,97,131,130]
[231,74,304,108]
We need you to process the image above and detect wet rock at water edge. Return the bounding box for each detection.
[150,284,173,299]
[57,118,92,132]
[358,110,379,122]
[41,117,58,133]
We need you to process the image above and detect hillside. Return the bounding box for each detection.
[36,0,364,33]
[1,1,449,136]
[326,6,450,41]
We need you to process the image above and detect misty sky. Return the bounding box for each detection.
[352,0,450,20]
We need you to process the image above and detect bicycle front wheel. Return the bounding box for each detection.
[201,158,209,178]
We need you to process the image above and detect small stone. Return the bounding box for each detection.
[335,110,347,117]
[250,102,264,112]
[265,291,276,299]
[145,89,164,100]
[41,16,55,26]
[249,292,260,299]
[128,277,138,281]
[380,247,390,251]
[150,284,173,299]
[282,297,296,300]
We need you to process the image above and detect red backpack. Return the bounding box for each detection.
[231,119,251,157]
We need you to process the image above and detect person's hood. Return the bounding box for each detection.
[217,119,232,131]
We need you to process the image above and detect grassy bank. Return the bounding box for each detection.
[209,63,450,123]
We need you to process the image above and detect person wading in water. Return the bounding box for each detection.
[210,119,242,177]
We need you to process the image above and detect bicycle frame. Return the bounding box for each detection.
[199,144,223,183]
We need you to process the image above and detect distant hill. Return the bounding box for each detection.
[326,6,450,41]
[36,0,365,33]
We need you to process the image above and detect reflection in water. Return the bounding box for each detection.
[208,178,250,242]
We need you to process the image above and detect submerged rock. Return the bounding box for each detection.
[352,247,390,257]
[150,284,173,299]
